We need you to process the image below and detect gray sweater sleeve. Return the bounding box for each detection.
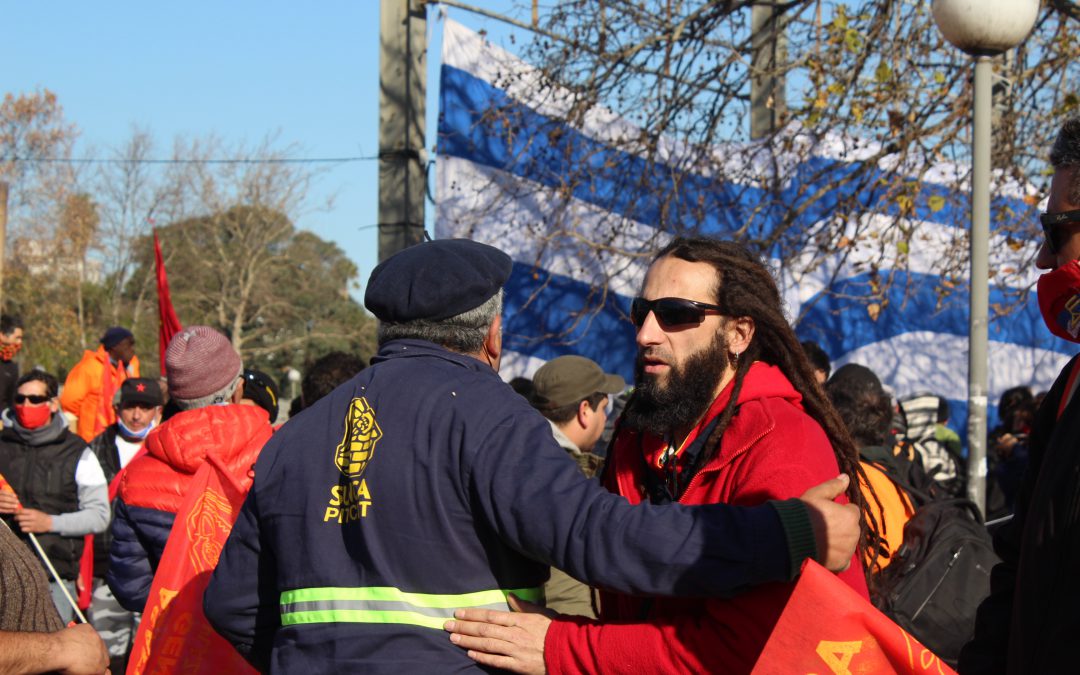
[50,448,110,536]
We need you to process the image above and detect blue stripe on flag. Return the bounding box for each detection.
[795,270,1072,357]
[503,262,637,381]
[438,65,1037,244]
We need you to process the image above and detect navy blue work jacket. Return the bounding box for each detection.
[206,339,794,673]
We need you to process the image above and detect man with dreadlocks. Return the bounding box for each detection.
[447,237,870,674]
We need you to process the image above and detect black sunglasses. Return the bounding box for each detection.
[14,394,50,405]
[1040,209,1080,254]
[630,297,724,327]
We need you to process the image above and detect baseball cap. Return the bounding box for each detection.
[530,355,625,410]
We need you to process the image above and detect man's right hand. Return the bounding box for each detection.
[51,623,110,675]
[799,474,860,572]
[0,489,20,514]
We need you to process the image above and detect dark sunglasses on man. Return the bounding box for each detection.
[14,394,50,405]
[1041,208,1080,255]
[630,297,724,327]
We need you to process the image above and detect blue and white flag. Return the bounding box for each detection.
[434,18,1074,438]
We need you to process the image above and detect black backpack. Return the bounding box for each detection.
[873,497,999,668]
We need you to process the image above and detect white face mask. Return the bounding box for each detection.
[118,417,156,440]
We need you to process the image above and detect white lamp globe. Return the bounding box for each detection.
[932,0,1040,56]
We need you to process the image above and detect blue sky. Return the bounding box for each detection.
[3,1,517,297]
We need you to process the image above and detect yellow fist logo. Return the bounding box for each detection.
[335,397,382,478]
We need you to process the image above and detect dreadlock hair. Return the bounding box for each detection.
[654,236,880,578]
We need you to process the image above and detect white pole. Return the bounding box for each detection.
[966,56,992,515]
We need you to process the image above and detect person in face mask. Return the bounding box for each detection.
[961,117,1080,674]
[84,377,161,673]
[0,370,109,624]
[0,314,24,415]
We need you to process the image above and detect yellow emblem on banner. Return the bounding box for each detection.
[184,488,233,573]
[334,397,382,478]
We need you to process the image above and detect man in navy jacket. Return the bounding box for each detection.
[205,239,860,673]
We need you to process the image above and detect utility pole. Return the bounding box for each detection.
[750,2,786,140]
[378,0,428,262]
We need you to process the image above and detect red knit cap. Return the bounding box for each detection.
[165,326,242,401]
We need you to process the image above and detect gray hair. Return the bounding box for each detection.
[377,290,502,354]
[172,368,243,411]
[1050,118,1080,205]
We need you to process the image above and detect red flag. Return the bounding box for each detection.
[126,455,255,675]
[751,560,956,675]
[154,230,182,375]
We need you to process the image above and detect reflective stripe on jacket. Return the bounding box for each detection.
[279,586,542,630]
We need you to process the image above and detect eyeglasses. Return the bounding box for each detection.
[14,394,50,405]
[1040,209,1080,255]
[630,297,724,327]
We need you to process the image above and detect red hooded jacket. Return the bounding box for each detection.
[545,362,868,674]
[106,404,271,612]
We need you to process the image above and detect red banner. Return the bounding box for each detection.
[752,560,956,675]
[126,455,255,675]
[154,230,183,375]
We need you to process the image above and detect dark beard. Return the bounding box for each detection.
[622,331,730,438]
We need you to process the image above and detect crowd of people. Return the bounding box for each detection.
[0,118,1078,674]
[0,324,364,673]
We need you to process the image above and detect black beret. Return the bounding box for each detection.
[365,239,513,322]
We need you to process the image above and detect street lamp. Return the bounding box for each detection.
[931,0,1039,515]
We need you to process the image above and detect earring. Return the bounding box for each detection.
[731,351,740,368]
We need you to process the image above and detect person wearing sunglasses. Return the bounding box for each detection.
[449,237,872,674]
[0,370,109,624]
[962,118,1080,674]
[205,238,860,673]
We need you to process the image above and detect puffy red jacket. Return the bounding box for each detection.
[545,362,868,675]
[107,404,271,611]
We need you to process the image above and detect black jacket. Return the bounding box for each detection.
[0,423,87,579]
[88,425,122,575]
[0,359,17,413]
[961,353,1080,674]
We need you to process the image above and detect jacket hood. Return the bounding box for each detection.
[145,403,270,474]
[681,360,803,447]
[74,345,108,367]
[725,361,802,411]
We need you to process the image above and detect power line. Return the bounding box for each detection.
[5,155,379,166]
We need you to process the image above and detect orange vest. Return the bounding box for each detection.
[859,460,916,573]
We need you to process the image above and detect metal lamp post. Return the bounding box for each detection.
[931,0,1039,514]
